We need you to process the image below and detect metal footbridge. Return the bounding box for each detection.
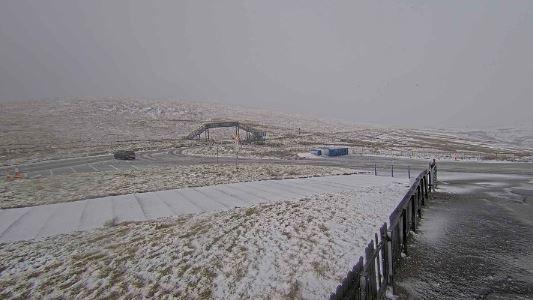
[186,121,266,142]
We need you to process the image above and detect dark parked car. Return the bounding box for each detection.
[113,150,136,160]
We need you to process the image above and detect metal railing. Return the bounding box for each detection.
[330,160,437,299]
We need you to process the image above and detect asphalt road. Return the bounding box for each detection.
[393,172,533,299]
[1,148,532,179]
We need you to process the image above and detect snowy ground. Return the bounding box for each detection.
[0,175,409,299]
[0,164,355,209]
[1,98,531,166]
[183,143,310,160]
[0,174,395,243]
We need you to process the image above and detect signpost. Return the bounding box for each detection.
[233,132,240,170]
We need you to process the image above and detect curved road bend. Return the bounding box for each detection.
[393,172,533,299]
[1,148,532,179]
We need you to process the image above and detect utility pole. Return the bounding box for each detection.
[235,145,239,170]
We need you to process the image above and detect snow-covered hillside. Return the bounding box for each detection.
[1,97,531,164]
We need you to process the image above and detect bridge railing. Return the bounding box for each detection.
[186,121,266,141]
[330,160,437,300]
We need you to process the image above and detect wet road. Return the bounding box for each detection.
[393,172,533,299]
[1,148,532,179]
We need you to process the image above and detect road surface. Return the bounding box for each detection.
[393,172,533,299]
[1,148,532,179]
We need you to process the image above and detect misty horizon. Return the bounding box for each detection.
[1,1,532,128]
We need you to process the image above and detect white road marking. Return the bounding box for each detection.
[88,164,99,172]
[109,164,120,171]
[70,167,77,173]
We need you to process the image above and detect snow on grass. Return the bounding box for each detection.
[182,143,311,160]
[0,164,355,209]
[2,98,531,165]
[0,180,408,299]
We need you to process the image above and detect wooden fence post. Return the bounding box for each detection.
[422,177,427,204]
[369,241,377,298]
[375,233,382,290]
[428,170,433,192]
[402,209,408,256]
[434,165,438,188]
[386,229,394,285]
[424,175,429,199]
[380,224,388,285]
[417,186,422,217]
[360,271,367,299]
[410,195,413,233]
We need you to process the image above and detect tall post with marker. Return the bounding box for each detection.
[234,129,240,170]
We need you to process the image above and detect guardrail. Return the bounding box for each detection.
[330,160,437,299]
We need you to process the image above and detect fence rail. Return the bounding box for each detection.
[330,160,437,300]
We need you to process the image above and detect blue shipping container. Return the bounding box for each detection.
[325,147,348,156]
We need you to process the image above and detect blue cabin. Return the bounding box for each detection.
[311,147,348,156]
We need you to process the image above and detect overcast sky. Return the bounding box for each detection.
[1,1,532,128]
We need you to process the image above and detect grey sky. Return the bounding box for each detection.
[1,1,532,128]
